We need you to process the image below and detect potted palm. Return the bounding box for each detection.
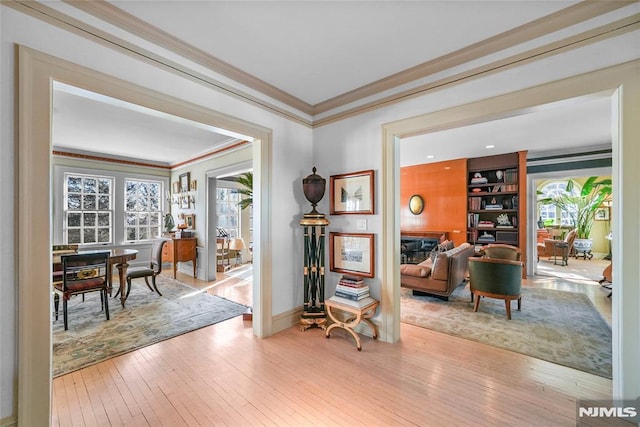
[538,176,612,255]
[236,172,253,210]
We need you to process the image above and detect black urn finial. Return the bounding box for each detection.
[302,167,326,217]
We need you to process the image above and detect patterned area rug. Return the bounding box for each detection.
[53,276,247,377]
[401,285,612,378]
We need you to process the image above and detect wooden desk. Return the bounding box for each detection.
[325,296,379,351]
[53,248,138,308]
[162,237,197,279]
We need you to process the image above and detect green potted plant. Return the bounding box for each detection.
[236,171,253,210]
[538,176,612,254]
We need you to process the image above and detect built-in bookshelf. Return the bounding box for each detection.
[467,152,526,255]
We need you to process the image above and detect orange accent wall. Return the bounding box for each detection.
[400,159,467,246]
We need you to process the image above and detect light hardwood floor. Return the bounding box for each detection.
[52,260,619,426]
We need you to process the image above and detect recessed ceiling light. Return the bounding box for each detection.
[485,145,495,149]
[426,155,435,159]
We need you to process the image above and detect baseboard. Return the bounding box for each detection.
[271,306,303,334]
[0,415,17,427]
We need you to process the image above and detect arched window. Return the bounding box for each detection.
[539,181,579,226]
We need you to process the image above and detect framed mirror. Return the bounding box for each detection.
[408,194,424,215]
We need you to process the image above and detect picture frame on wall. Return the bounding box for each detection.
[184,214,195,229]
[172,181,180,194]
[179,172,190,193]
[180,195,190,209]
[595,207,610,221]
[329,232,375,278]
[330,169,374,215]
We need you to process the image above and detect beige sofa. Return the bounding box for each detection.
[400,242,475,299]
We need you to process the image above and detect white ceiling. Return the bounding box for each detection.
[109,0,574,105]
[50,1,622,166]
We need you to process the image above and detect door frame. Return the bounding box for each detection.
[381,60,640,400]
[17,46,273,425]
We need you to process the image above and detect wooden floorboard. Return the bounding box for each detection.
[52,260,622,426]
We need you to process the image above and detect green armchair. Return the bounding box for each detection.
[468,257,523,320]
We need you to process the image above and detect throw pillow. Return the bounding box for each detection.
[439,240,454,252]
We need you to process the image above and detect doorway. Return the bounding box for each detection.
[17,46,272,424]
[382,62,640,401]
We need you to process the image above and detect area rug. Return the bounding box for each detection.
[53,276,248,377]
[401,285,612,378]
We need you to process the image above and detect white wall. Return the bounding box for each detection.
[313,34,640,404]
[0,6,312,420]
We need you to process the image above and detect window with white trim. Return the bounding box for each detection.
[539,181,579,226]
[64,173,114,244]
[217,187,239,238]
[125,179,163,242]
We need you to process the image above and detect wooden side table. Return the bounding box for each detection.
[553,241,569,266]
[162,237,197,279]
[325,296,379,351]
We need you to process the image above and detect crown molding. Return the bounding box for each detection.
[312,1,633,115]
[313,14,640,128]
[65,0,314,115]
[4,0,636,128]
[66,0,632,117]
[4,0,313,128]
[53,140,251,170]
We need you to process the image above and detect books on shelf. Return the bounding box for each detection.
[335,283,370,301]
[334,275,370,302]
[328,295,377,308]
[335,291,370,301]
[338,275,365,288]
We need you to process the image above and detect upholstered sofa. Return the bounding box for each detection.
[400,242,475,299]
[400,231,448,263]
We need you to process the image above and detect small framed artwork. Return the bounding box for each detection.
[330,169,374,215]
[190,180,197,191]
[329,232,375,278]
[179,172,190,193]
[172,181,180,194]
[184,214,195,229]
[180,195,190,209]
[595,207,610,221]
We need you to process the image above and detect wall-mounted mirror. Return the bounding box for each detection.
[408,194,424,215]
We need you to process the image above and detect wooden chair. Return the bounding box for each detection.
[123,238,168,298]
[217,238,231,272]
[468,257,523,320]
[53,252,110,330]
[480,243,521,261]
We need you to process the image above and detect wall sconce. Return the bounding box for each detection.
[408,194,424,215]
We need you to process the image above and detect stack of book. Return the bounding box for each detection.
[332,275,372,307]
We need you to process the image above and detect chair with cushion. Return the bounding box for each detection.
[537,228,576,262]
[53,252,110,330]
[124,238,169,298]
[468,257,523,320]
[481,243,521,261]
